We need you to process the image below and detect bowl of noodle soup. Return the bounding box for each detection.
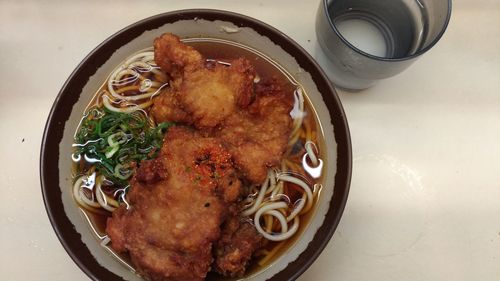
[41,9,351,281]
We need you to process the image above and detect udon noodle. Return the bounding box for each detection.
[240,87,323,265]
[72,50,168,213]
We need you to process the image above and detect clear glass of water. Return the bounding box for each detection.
[316,0,452,90]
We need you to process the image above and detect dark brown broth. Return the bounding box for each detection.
[75,38,325,280]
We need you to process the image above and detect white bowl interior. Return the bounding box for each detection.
[58,17,337,280]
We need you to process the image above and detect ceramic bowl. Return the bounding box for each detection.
[40,9,351,281]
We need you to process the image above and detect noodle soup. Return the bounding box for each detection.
[71,38,326,279]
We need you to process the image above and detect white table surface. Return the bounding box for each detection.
[1,1,499,280]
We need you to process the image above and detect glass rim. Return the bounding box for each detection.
[321,0,452,62]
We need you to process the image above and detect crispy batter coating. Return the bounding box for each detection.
[154,33,203,79]
[178,58,255,127]
[214,216,263,277]
[152,33,255,128]
[152,33,293,184]
[106,127,242,281]
[150,87,192,125]
[217,79,294,183]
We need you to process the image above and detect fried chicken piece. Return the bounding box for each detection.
[214,216,263,277]
[152,33,293,184]
[150,87,192,125]
[152,33,255,128]
[178,58,255,127]
[106,126,242,281]
[216,79,294,183]
[154,33,203,80]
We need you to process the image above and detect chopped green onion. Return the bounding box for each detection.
[107,131,128,147]
[73,107,173,185]
[105,145,119,158]
[114,163,133,180]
